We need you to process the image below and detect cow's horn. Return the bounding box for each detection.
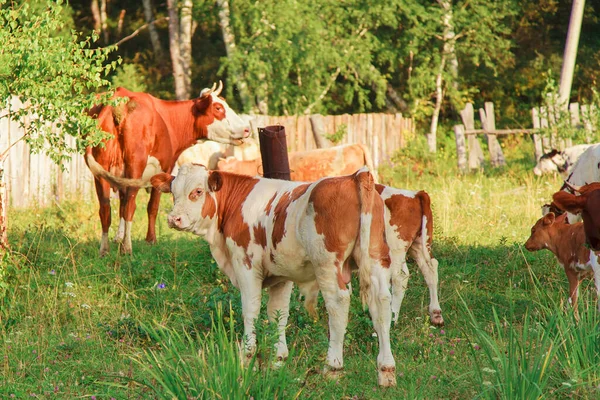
[564,181,582,193]
[214,80,223,96]
[210,82,217,92]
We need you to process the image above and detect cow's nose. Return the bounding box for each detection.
[243,127,251,138]
[168,215,182,228]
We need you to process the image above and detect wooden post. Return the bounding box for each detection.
[460,103,484,169]
[539,106,551,152]
[454,124,467,172]
[531,107,544,161]
[0,159,8,250]
[309,114,331,149]
[480,102,505,167]
[258,125,291,180]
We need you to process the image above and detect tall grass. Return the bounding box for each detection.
[2,132,599,398]
[133,304,300,399]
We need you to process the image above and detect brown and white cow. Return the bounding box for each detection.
[553,182,600,251]
[301,185,443,326]
[525,212,599,310]
[151,165,397,386]
[85,82,250,256]
[216,143,378,182]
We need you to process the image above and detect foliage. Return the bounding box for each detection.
[324,123,347,145]
[111,63,148,93]
[0,0,118,164]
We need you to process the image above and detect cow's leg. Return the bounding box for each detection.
[120,186,140,255]
[266,280,293,364]
[315,262,351,376]
[145,187,161,244]
[390,249,409,323]
[590,256,600,312]
[236,266,262,364]
[409,245,443,326]
[565,267,580,310]
[94,178,112,257]
[114,189,126,243]
[366,261,396,387]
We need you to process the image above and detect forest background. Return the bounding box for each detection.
[44,0,600,133]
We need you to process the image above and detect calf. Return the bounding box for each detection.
[151,165,397,386]
[525,212,600,310]
[176,136,260,170]
[216,143,378,182]
[301,185,444,326]
[85,82,250,256]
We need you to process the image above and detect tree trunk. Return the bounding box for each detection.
[558,0,585,107]
[216,0,253,111]
[100,0,109,43]
[91,0,101,33]
[179,0,193,98]
[142,0,165,59]
[167,0,187,100]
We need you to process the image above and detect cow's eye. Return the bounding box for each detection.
[189,188,203,201]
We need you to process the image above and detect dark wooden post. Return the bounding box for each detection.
[258,125,291,180]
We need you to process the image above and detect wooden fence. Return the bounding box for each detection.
[1,100,413,208]
[454,101,597,171]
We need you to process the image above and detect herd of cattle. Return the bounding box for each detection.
[82,83,600,386]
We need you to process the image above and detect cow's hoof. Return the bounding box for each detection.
[378,366,396,387]
[323,365,344,380]
[430,310,444,327]
[119,246,132,255]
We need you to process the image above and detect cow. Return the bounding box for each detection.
[541,144,600,222]
[216,143,379,182]
[533,144,594,177]
[85,81,250,256]
[524,212,599,311]
[176,134,260,171]
[553,182,600,252]
[300,185,443,327]
[150,165,397,387]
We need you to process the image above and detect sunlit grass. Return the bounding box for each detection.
[1,134,599,398]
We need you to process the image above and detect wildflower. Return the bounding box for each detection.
[65,282,74,288]
[449,350,455,356]
[482,367,496,374]
[472,343,481,350]
[440,329,445,335]
[430,375,437,380]
[49,270,56,275]
[80,304,91,310]
[157,283,166,289]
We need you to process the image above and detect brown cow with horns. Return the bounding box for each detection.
[85,81,250,256]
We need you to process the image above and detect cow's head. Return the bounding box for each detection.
[553,182,600,251]
[533,150,566,176]
[524,212,567,251]
[151,164,223,236]
[194,81,251,145]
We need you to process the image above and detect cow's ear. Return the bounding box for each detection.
[151,173,174,193]
[194,94,212,115]
[208,171,223,192]
[553,191,586,214]
[543,212,555,225]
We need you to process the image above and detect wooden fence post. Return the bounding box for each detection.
[460,103,484,169]
[454,124,467,172]
[531,107,544,161]
[309,114,331,149]
[480,102,506,167]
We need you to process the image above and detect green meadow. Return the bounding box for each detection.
[2,136,599,399]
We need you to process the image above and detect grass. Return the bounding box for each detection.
[1,133,600,398]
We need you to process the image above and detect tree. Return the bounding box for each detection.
[167,0,193,99]
[223,0,400,115]
[558,0,585,107]
[402,0,516,152]
[0,0,116,249]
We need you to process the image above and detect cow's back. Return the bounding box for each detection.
[567,144,600,186]
[289,144,369,182]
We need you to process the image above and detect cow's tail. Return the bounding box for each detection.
[357,143,378,183]
[415,191,436,265]
[353,166,386,308]
[85,151,151,189]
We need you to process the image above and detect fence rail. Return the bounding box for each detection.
[1,99,413,208]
